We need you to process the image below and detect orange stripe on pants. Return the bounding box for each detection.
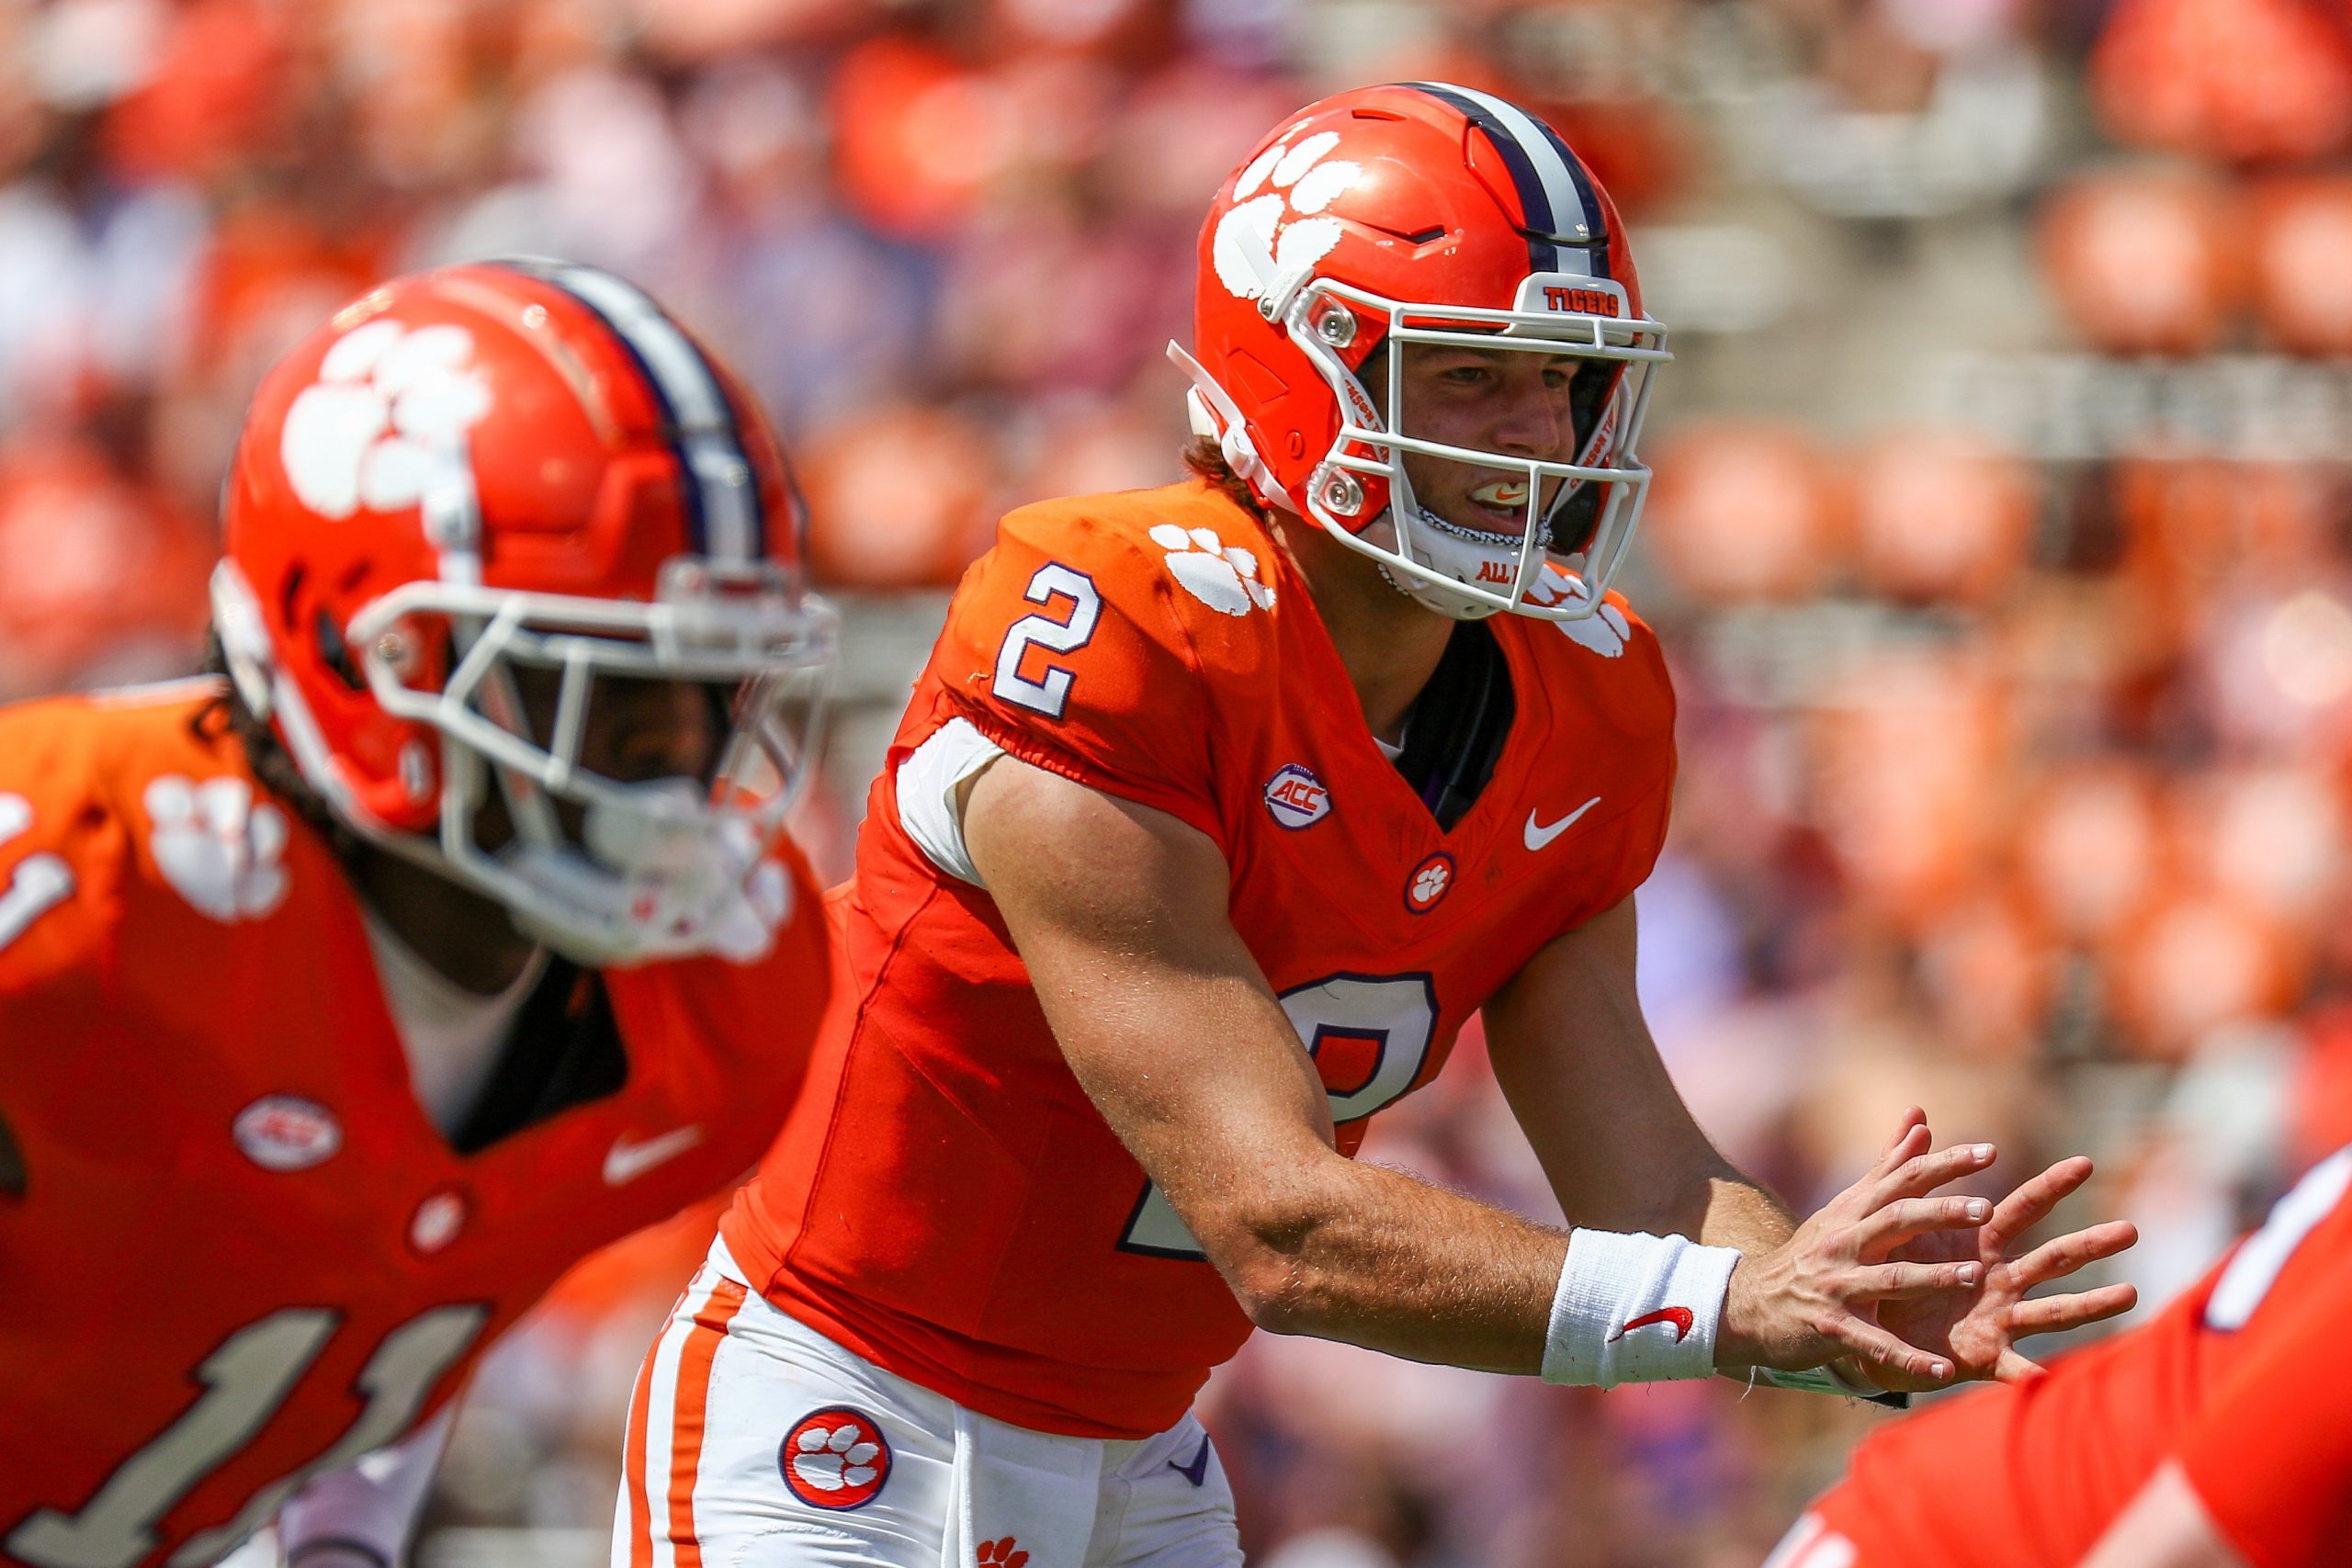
[623,1310,664,1568]
[665,1277,750,1568]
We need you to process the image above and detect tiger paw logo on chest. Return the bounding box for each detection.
[145,776,290,922]
[1405,850,1453,913]
[1213,128,1364,303]
[1151,525,1276,615]
[780,1406,891,1510]
[280,318,493,521]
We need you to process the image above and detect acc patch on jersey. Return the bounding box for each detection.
[780,1406,891,1510]
[232,1094,343,1171]
[1262,763,1330,829]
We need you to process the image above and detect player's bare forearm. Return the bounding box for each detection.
[1483,897,1792,1254]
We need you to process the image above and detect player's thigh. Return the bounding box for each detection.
[615,1281,954,1568]
[1089,1416,1241,1568]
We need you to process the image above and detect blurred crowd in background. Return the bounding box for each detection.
[10,0,2352,1562]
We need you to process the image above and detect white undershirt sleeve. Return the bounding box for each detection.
[896,717,1006,888]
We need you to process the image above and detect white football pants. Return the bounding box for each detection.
[612,1239,1243,1568]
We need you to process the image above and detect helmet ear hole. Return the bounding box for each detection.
[314,608,364,692]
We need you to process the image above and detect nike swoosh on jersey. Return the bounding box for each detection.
[1524,795,1601,852]
[603,1125,703,1186]
[1169,1436,1213,1487]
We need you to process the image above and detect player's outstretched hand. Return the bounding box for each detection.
[1715,1110,2004,1385]
[1869,1110,2139,1393]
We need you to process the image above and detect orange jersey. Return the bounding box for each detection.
[722,480,1677,1438]
[1813,1144,2352,1568]
[0,682,829,1568]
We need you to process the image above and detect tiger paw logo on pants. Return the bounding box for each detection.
[280,318,493,520]
[976,1538,1029,1567]
[779,1406,891,1510]
[144,776,290,922]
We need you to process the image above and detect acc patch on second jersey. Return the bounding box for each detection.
[779,1406,892,1510]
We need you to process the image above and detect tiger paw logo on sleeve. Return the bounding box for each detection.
[1151,525,1277,615]
[279,319,493,520]
[144,776,291,922]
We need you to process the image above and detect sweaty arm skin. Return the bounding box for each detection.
[960,754,1984,1382]
[2075,1462,2249,1568]
[1483,897,1794,1256]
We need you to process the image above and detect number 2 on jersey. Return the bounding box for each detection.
[1120,973,1441,1259]
[991,563,1101,719]
[6,1304,488,1568]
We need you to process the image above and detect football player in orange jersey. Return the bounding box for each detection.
[0,261,837,1568]
[617,85,2135,1568]
[1770,1142,2352,1568]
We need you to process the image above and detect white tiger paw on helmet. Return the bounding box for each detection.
[279,320,493,521]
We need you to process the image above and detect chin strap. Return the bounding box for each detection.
[1166,341,1295,514]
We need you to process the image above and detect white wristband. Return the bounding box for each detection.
[1540,1228,1741,1387]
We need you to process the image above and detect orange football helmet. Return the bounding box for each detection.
[1175,82,1668,621]
[210,259,834,964]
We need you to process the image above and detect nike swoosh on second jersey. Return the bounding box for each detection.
[1524,795,1601,852]
[602,1125,704,1186]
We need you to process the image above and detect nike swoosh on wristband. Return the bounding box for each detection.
[1169,1437,1213,1487]
[1524,795,1601,852]
[602,1125,703,1186]
[1609,1306,1695,1343]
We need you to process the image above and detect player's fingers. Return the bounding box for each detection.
[1983,1156,2094,1247]
[1874,1108,1929,1168]
[1855,1258,1984,1300]
[1869,1140,1996,1208]
[2008,1221,2140,1289]
[1992,1348,2046,1386]
[1826,1316,1956,1386]
[1857,1195,1992,1253]
[2007,1281,2138,1337]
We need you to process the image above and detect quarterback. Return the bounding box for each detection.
[1772,1140,2352,1568]
[620,85,2135,1566]
[0,262,835,1568]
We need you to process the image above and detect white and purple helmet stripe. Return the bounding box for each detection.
[1406,83,1610,280]
[499,258,767,564]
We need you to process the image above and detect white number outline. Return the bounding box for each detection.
[1118,972,1441,1260]
[0,792,74,953]
[990,563,1102,719]
[2204,1145,2352,1332]
[6,1303,491,1568]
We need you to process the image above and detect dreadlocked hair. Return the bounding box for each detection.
[191,630,360,856]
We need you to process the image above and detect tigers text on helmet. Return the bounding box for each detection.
[1175,82,1668,622]
[211,259,836,966]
